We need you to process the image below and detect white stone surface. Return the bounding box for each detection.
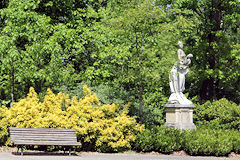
[169,41,193,105]
[164,104,196,130]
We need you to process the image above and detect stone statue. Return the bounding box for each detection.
[168,41,193,105]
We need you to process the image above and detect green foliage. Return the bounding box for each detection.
[134,126,182,153]
[133,129,154,152]
[54,81,137,109]
[162,0,240,101]
[0,86,143,152]
[194,98,240,129]
[141,105,165,127]
[232,130,240,153]
[55,82,168,127]
[0,0,79,104]
[184,128,233,156]
[134,126,237,156]
[81,0,196,124]
[141,90,167,127]
[0,0,240,133]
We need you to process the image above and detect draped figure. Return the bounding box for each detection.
[168,41,193,105]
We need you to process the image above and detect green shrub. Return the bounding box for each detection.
[133,129,154,152]
[134,125,236,156]
[134,126,182,153]
[183,128,233,156]
[142,87,168,127]
[153,126,183,153]
[232,130,240,153]
[54,82,137,109]
[194,98,240,129]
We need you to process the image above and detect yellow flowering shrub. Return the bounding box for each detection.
[0,85,144,152]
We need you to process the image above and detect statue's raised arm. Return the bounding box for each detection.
[168,41,193,105]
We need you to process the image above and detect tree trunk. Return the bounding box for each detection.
[138,30,145,124]
[11,62,15,107]
[139,84,143,124]
[200,78,214,100]
[200,1,222,100]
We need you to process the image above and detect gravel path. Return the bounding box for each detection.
[0,152,239,160]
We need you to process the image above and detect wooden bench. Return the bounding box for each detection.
[9,127,81,156]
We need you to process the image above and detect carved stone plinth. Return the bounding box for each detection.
[164,104,196,130]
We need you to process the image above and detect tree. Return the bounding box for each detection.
[0,0,79,105]
[162,0,240,101]
[82,0,195,124]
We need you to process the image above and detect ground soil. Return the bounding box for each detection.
[1,147,240,158]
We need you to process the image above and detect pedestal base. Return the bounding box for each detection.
[164,104,196,130]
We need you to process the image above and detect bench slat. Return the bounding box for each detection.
[10,127,81,156]
[14,140,82,146]
[11,135,76,138]
[10,127,76,132]
[11,131,76,133]
[11,137,77,141]
[10,131,76,135]
[10,134,77,137]
[9,127,81,147]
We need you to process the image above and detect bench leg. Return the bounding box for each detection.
[69,148,71,156]
[21,146,23,156]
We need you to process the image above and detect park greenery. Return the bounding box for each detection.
[0,0,240,156]
[135,125,239,156]
[0,86,143,152]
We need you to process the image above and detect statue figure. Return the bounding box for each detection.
[168,41,193,105]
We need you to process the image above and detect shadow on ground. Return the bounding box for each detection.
[11,151,78,156]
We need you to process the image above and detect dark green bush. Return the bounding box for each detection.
[142,87,168,127]
[194,98,240,129]
[134,125,236,156]
[184,128,233,156]
[153,126,183,153]
[54,82,137,108]
[134,129,155,152]
[134,126,182,153]
[232,130,240,153]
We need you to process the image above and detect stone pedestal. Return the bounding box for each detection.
[164,104,196,130]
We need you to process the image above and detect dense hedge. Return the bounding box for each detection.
[194,98,240,129]
[134,125,240,156]
[183,128,233,156]
[0,86,143,152]
[134,98,240,156]
[134,126,182,153]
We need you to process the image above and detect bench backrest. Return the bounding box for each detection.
[10,127,78,142]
